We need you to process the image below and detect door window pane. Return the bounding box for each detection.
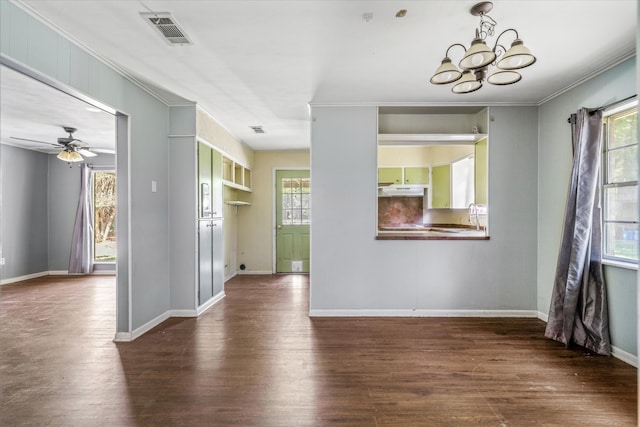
[282,176,310,225]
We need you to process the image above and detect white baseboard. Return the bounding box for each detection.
[309,309,539,318]
[126,311,171,342]
[612,346,638,367]
[237,270,272,275]
[1,271,49,285]
[91,270,116,276]
[224,271,237,282]
[113,293,226,342]
[168,309,198,317]
[48,270,69,275]
[537,312,637,367]
[196,292,225,316]
[113,332,132,342]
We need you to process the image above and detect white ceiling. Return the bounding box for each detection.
[6,0,638,152]
[0,64,116,154]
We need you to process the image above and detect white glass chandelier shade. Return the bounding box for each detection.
[57,149,83,162]
[452,71,482,94]
[496,39,536,70]
[429,2,536,94]
[459,38,496,70]
[487,69,521,85]
[430,58,463,84]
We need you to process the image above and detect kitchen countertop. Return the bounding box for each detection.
[376,224,489,240]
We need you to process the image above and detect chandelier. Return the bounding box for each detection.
[430,2,536,94]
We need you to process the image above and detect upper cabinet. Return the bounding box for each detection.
[198,142,223,218]
[404,167,429,185]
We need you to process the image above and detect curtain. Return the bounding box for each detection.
[69,164,94,274]
[544,108,611,356]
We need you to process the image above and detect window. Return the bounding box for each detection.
[603,103,638,263]
[93,170,116,262]
[282,177,310,225]
[451,155,475,209]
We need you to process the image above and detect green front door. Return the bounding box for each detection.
[276,170,310,273]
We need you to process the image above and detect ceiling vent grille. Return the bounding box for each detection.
[250,126,265,134]
[140,12,192,46]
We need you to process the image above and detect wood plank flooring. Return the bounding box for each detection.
[1,274,636,426]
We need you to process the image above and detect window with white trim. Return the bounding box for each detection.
[93,170,116,263]
[602,101,638,264]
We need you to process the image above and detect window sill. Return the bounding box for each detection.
[602,259,638,271]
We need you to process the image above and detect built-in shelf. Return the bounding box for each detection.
[225,200,251,206]
[378,133,488,145]
[222,155,252,191]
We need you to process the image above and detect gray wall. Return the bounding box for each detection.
[310,106,538,313]
[0,147,117,279]
[168,105,198,311]
[0,145,48,279]
[537,57,637,356]
[47,153,116,272]
[1,1,171,335]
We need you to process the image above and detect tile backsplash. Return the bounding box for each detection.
[378,197,480,228]
[378,197,423,228]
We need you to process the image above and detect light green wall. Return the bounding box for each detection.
[537,57,637,357]
[475,138,488,205]
[237,150,310,273]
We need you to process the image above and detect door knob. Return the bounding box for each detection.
[277,225,282,229]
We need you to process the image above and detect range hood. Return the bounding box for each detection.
[379,185,425,197]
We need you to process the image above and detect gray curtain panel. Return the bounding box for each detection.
[545,108,611,356]
[68,164,94,274]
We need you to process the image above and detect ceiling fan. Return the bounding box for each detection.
[10,126,114,162]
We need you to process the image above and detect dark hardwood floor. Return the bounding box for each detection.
[1,274,636,426]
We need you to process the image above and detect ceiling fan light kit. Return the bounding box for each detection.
[430,1,536,94]
[57,148,84,162]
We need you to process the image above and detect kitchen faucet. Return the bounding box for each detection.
[468,203,480,231]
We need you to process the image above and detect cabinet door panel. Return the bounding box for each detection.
[404,167,429,185]
[432,165,451,208]
[378,167,402,185]
[198,143,212,218]
[212,219,224,295]
[211,149,223,217]
[198,220,213,304]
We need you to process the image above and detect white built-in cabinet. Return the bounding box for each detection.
[198,141,224,306]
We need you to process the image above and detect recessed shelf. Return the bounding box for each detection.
[378,133,487,145]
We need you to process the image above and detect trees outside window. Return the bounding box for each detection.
[94,171,116,262]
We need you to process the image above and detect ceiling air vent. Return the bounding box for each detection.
[250,126,265,134]
[141,12,192,46]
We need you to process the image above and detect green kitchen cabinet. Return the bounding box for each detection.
[378,167,402,185]
[404,167,429,185]
[432,164,451,208]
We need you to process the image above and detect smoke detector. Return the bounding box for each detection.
[141,12,192,45]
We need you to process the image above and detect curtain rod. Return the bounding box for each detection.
[567,94,637,123]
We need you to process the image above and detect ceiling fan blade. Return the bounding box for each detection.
[90,148,115,154]
[77,148,97,157]
[67,140,88,148]
[10,136,59,147]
